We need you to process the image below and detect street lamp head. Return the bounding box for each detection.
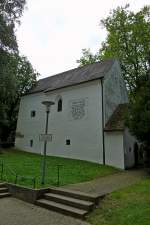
[42,101,55,112]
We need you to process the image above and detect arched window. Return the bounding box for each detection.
[57,98,62,112]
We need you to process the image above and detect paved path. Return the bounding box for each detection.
[64,169,147,196]
[0,197,90,225]
[0,169,147,225]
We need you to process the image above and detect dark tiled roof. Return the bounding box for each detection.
[26,58,116,95]
[104,104,128,131]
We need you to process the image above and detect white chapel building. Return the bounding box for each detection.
[15,58,137,169]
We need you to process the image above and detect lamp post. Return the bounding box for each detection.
[41,100,55,185]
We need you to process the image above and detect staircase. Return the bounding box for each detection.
[0,183,11,198]
[36,187,102,219]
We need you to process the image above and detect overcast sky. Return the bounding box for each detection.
[16,0,149,79]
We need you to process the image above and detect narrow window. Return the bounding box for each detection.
[30,139,33,147]
[31,110,36,117]
[57,98,62,112]
[66,139,70,145]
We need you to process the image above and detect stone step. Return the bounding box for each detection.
[0,192,11,198]
[36,198,88,219]
[0,183,6,188]
[0,187,8,193]
[49,187,99,204]
[44,192,94,211]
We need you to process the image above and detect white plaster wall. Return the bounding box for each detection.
[15,92,46,154]
[15,80,104,164]
[123,128,136,168]
[103,61,128,124]
[105,132,125,169]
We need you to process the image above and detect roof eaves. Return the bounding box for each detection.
[22,89,45,96]
[44,76,104,93]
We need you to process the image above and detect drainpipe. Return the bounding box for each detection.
[101,78,105,165]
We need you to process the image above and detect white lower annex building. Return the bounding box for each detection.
[15,59,138,169]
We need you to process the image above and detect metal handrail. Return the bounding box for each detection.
[0,162,65,188]
[0,162,36,188]
[15,174,36,188]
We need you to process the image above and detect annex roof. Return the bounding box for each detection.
[104,104,128,132]
[26,58,116,95]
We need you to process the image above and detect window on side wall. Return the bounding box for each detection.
[30,139,33,147]
[31,110,36,117]
[57,98,62,112]
[66,139,70,145]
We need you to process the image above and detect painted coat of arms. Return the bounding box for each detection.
[69,98,88,120]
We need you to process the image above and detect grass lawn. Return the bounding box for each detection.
[0,148,118,188]
[87,178,150,225]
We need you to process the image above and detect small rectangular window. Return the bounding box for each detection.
[30,139,33,147]
[66,139,70,145]
[31,110,36,117]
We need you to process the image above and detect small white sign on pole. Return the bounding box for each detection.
[39,134,52,142]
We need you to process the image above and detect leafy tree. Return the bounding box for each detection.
[0,0,39,145]
[100,5,150,94]
[0,51,16,141]
[77,5,150,95]
[77,49,100,66]
[127,76,150,147]
[7,54,38,131]
[0,53,39,144]
[0,0,26,52]
[100,4,150,150]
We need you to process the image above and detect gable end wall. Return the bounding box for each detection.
[103,60,128,124]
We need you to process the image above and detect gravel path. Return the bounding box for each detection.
[0,197,90,225]
[64,169,147,195]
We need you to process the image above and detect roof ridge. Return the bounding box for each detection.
[38,58,116,82]
[25,58,117,95]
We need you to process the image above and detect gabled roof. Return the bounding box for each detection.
[26,58,116,95]
[104,104,128,132]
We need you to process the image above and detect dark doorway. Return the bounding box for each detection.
[134,143,139,168]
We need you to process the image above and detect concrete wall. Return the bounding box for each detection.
[7,183,49,203]
[16,80,104,164]
[123,128,136,168]
[103,61,128,124]
[105,131,125,169]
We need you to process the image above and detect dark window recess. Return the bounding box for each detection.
[31,110,36,117]
[57,99,62,112]
[30,140,33,147]
[66,139,70,145]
